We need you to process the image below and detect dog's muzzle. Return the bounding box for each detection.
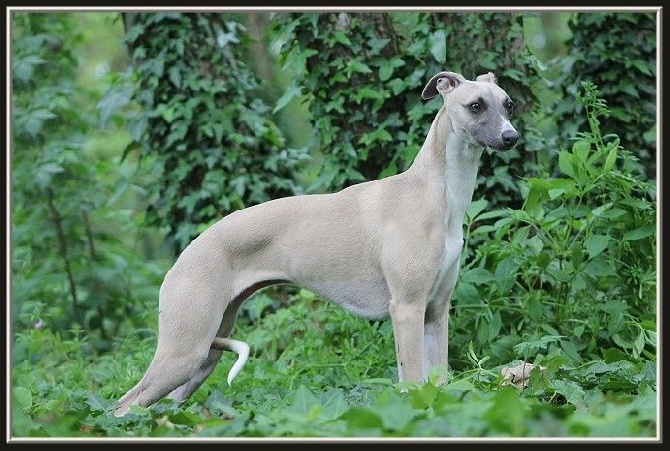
[501,130,519,150]
[488,129,518,151]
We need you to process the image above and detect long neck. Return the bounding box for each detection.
[408,105,483,232]
[444,133,482,230]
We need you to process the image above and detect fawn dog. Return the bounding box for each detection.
[114,70,518,416]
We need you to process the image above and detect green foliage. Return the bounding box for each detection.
[121,12,308,255]
[10,12,657,440]
[451,81,656,371]
[271,12,545,211]
[548,12,656,179]
[11,12,162,347]
[11,292,655,438]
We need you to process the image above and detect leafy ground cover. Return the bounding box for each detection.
[10,13,657,442]
[11,288,657,439]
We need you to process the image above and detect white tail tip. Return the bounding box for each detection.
[210,337,250,385]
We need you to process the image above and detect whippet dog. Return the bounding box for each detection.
[114,70,518,416]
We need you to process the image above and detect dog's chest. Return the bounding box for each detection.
[428,225,464,302]
[428,191,470,303]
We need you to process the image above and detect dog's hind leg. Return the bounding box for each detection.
[114,282,227,416]
[114,342,212,416]
[162,299,247,403]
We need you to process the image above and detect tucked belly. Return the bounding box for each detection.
[297,275,391,320]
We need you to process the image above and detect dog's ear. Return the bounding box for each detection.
[476,72,497,84]
[421,71,467,99]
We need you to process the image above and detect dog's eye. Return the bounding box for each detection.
[468,102,481,113]
[505,100,515,114]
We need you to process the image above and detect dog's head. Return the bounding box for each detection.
[422,71,519,151]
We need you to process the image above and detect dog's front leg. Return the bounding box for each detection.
[389,299,426,382]
[423,299,449,384]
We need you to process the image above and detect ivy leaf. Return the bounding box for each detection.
[429,29,446,63]
[346,59,372,77]
[22,108,57,137]
[216,31,240,48]
[168,66,182,88]
[367,37,390,53]
[12,55,45,83]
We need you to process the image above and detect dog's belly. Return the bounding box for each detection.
[297,277,391,320]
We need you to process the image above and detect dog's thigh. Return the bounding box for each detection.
[166,302,243,401]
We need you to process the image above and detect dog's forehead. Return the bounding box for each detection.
[461,80,511,102]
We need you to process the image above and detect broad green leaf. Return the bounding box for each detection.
[572,140,591,161]
[466,198,488,222]
[552,379,587,407]
[526,294,543,321]
[558,151,576,178]
[319,389,348,421]
[584,258,617,277]
[461,267,495,285]
[454,281,479,303]
[367,37,390,53]
[373,391,414,432]
[494,256,518,291]
[591,202,613,217]
[484,387,527,436]
[623,223,655,241]
[488,310,502,341]
[600,208,627,219]
[354,87,386,103]
[546,267,570,283]
[475,208,509,221]
[290,385,321,415]
[339,407,383,430]
[585,234,610,259]
[603,146,618,172]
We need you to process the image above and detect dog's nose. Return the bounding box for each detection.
[501,130,518,148]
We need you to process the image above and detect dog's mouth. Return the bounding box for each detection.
[489,141,518,152]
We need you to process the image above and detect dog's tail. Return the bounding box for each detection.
[210,337,250,385]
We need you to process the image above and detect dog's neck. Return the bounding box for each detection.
[409,105,483,232]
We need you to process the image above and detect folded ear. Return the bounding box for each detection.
[476,72,497,84]
[421,71,467,99]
